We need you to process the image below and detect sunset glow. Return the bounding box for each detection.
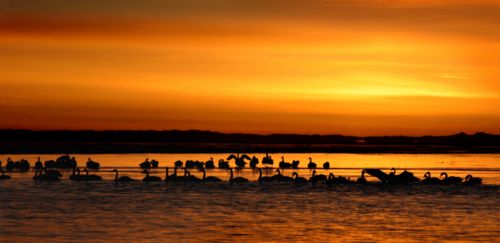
[1,0,499,135]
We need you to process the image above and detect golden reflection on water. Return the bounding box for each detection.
[0,153,499,242]
[3,153,500,184]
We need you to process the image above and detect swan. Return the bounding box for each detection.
[113,169,135,182]
[249,156,259,169]
[356,169,367,184]
[69,168,82,181]
[174,160,183,168]
[262,153,274,166]
[327,173,335,185]
[34,157,43,171]
[165,167,182,182]
[82,169,102,181]
[307,158,317,169]
[6,158,14,171]
[421,172,440,185]
[185,171,202,183]
[228,154,251,169]
[327,173,349,184]
[33,168,61,181]
[142,169,161,182]
[193,161,204,170]
[387,168,396,182]
[202,168,222,182]
[218,159,230,169]
[205,157,215,169]
[336,174,350,184]
[185,160,195,168]
[170,167,193,183]
[151,159,159,168]
[364,168,388,183]
[440,172,463,185]
[272,169,293,182]
[139,159,151,169]
[292,172,308,184]
[323,161,330,169]
[462,175,482,186]
[86,158,100,170]
[228,168,249,184]
[279,157,292,169]
[387,168,420,184]
[258,168,274,183]
[309,170,326,184]
[291,160,299,169]
[14,159,30,172]
[0,170,11,180]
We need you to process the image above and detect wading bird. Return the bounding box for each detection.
[113,169,135,182]
[228,168,249,184]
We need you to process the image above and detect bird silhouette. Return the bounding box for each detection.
[307,158,317,169]
[113,169,135,182]
[150,159,159,168]
[292,172,308,184]
[86,158,100,170]
[165,167,185,182]
[174,160,183,168]
[327,173,350,185]
[262,153,274,166]
[33,168,61,181]
[462,174,482,186]
[249,156,259,169]
[228,168,249,184]
[205,157,215,169]
[69,168,83,181]
[323,161,330,169]
[440,172,463,185]
[218,159,230,169]
[309,170,326,184]
[139,158,151,170]
[356,169,367,184]
[258,168,275,183]
[271,169,293,182]
[202,168,222,182]
[185,171,202,183]
[421,172,440,185]
[142,169,161,182]
[82,169,102,181]
[34,157,43,171]
[279,157,292,169]
[6,158,14,171]
[227,154,251,169]
[386,168,420,185]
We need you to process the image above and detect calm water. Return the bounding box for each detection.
[1,153,499,242]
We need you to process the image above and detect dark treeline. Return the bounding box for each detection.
[1,130,499,145]
[0,130,499,154]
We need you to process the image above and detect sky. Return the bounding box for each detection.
[0,0,499,135]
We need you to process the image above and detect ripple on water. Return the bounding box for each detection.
[1,178,499,242]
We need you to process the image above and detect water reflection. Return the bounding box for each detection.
[0,180,498,242]
[2,153,500,184]
[1,153,499,242]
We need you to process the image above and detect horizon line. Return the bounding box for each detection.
[0,129,497,137]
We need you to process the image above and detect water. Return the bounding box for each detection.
[1,153,499,242]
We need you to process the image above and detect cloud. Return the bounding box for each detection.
[1,0,500,40]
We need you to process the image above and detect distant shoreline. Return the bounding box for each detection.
[1,143,499,155]
[0,130,499,154]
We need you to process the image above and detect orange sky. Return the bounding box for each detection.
[0,0,499,135]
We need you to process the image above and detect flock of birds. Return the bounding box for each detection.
[0,154,483,186]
